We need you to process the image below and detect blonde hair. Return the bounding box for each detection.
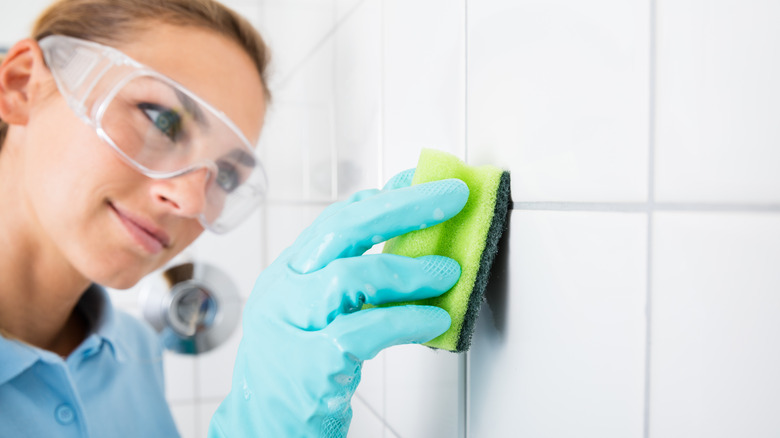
[0,0,272,149]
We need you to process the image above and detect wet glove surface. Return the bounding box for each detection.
[208,170,469,438]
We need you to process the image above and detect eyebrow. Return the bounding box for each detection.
[174,89,208,127]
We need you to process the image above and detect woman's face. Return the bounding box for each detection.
[21,24,267,289]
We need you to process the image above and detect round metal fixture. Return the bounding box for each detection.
[139,262,241,355]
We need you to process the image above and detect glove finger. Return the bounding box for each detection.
[292,188,381,245]
[293,168,412,248]
[308,254,460,326]
[290,178,469,274]
[325,305,451,361]
[382,168,415,191]
[306,168,415,241]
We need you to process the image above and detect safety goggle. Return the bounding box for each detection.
[38,35,267,234]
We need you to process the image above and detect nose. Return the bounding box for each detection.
[151,168,210,219]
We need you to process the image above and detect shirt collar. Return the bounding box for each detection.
[0,284,128,386]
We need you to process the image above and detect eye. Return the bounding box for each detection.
[216,160,241,193]
[138,103,183,141]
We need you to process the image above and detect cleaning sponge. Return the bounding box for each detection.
[382,148,511,352]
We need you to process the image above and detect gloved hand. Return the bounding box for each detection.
[208,170,469,438]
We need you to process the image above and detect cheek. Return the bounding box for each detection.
[176,222,205,251]
[25,118,118,214]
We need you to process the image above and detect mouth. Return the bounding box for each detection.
[109,202,171,254]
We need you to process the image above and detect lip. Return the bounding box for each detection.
[109,202,171,254]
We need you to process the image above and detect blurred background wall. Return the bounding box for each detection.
[2,1,779,437]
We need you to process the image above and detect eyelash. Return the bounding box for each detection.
[138,102,183,142]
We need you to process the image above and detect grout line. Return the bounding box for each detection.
[652,203,780,212]
[645,212,654,438]
[195,396,230,404]
[644,1,657,437]
[384,419,403,438]
[461,351,469,438]
[463,0,469,165]
[463,1,470,434]
[264,199,780,212]
[264,199,337,207]
[380,2,387,434]
[353,390,404,437]
[379,0,387,189]
[512,201,780,213]
[193,358,201,438]
[332,0,339,201]
[353,393,384,426]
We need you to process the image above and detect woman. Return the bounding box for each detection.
[0,0,467,436]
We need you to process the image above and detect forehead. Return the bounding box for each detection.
[114,24,266,144]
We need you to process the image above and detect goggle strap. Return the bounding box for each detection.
[42,37,114,117]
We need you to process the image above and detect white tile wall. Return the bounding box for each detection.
[382,0,467,174]
[164,351,196,402]
[334,0,383,195]
[191,209,264,300]
[258,0,337,201]
[384,345,463,438]
[655,0,780,204]
[650,212,780,438]
[468,211,648,438]
[347,396,385,438]
[354,349,385,423]
[169,403,197,438]
[198,401,223,438]
[5,1,780,437]
[0,0,53,44]
[467,0,650,202]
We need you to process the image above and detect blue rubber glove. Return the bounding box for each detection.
[208,171,469,437]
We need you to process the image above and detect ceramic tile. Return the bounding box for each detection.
[190,209,264,299]
[259,1,336,201]
[105,285,142,315]
[260,0,335,91]
[196,321,244,400]
[197,401,223,438]
[382,0,466,179]
[655,0,780,203]
[468,210,647,437]
[259,94,336,201]
[384,344,461,438]
[164,350,197,402]
[650,212,780,437]
[347,396,385,438]
[467,0,650,202]
[0,1,53,44]
[169,402,197,438]
[354,348,385,419]
[334,0,383,196]
[264,203,330,262]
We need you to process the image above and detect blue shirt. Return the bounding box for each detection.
[0,285,180,437]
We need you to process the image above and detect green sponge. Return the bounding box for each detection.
[383,148,511,352]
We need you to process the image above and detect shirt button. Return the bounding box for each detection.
[55,403,76,425]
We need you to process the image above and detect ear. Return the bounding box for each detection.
[0,39,45,125]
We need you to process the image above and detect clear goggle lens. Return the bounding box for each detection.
[96,75,266,233]
[39,35,266,234]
